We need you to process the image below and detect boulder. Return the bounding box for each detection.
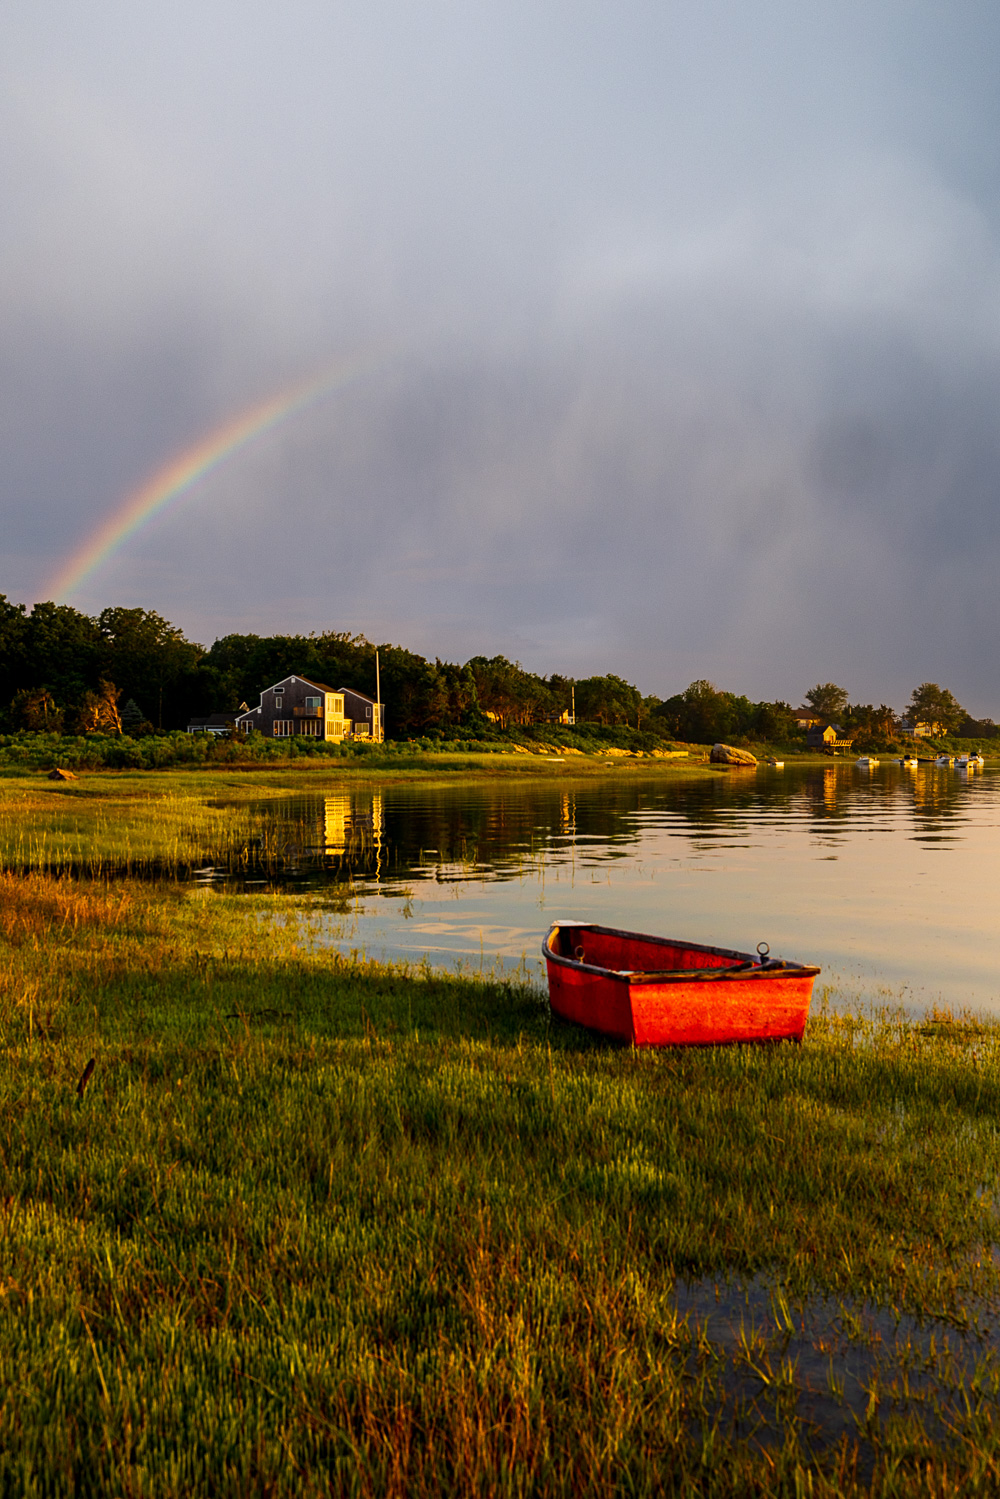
[47,767,77,781]
[710,743,758,766]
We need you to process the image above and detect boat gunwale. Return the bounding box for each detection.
[542,921,821,985]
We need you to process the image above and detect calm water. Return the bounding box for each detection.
[219,762,1000,1014]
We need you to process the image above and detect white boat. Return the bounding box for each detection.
[856,756,878,768]
[935,755,954,767]
[899,756,918,768]
[766,757,784,768]
[956,753,984,768]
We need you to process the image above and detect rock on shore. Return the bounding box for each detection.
[710,743,758,766]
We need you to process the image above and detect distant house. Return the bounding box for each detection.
[900,717,938,738]
[806,723,854,752]
[187,712,239,736]
[236,676,383,742]
[794,707,824,730]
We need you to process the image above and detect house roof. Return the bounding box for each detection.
[188,712,237,728]
[244,676,378,705]
[258,675,338,694]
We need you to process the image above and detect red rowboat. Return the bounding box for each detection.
[543,921,820,1046]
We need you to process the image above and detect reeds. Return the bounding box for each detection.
[4,861,1000,1491]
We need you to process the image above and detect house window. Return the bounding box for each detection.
[274,695,283,710]
[240,721,252,734]
[299,719,321,736]
[304,696,322,709]
[365,705,372,718]
[273,720,292,737]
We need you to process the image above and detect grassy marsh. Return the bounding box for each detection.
[0,759,723,880]
[3,856,1000,1493]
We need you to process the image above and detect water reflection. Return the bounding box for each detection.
[201,765,1000,1013]
[230,764,994,878]
[308,792,385,872]
[672,1272,1000,1472]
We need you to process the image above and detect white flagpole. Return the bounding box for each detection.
[375,650,382,741]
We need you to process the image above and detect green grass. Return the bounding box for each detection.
[4,869,1000,1492]
[0,723,698,772]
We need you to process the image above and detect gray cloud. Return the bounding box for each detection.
[3,2,1000,713]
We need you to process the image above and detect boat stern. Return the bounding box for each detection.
[543,923,636,1042]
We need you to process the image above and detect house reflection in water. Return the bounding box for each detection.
[308,793,385,880]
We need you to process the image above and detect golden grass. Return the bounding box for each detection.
[0,869,137,944]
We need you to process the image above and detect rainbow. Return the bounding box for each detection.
[45,351,382,601]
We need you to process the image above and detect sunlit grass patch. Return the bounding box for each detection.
[0,869,141,944]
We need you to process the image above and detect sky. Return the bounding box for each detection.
[2,1,1000,712]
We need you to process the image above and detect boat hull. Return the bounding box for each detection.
[543,922,820,1046]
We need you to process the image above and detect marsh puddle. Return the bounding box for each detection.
[673,1272,1000,1467]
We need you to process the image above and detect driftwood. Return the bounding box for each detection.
[48,767,77,781]
[710,743,758,766]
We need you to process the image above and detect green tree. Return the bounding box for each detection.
[573,674,643,727]
[99,608,203,728]
[958,714,998,739]
[844,703,898,741]
[10,687,64,733]
[199,631,379,717]
[653,680,733,743]
[751,701,798,741]
[905,683,965,736]
[0,596,28,710]
[640,694,664,731]
[804,683,849,720]
[121,698,155,736]
[21,602,104,708]
[467,657,550,727]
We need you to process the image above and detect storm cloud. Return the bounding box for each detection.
[3,1,1000,711]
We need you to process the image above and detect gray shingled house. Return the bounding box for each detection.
[236,676,383,742]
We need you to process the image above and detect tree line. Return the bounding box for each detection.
[0,595,993,743]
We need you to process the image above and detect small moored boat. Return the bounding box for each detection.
[543,922,820,1046]
[856,756,879,768]
[899,756,918,768]
[935,755,954,767]
[956,753,984,768]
